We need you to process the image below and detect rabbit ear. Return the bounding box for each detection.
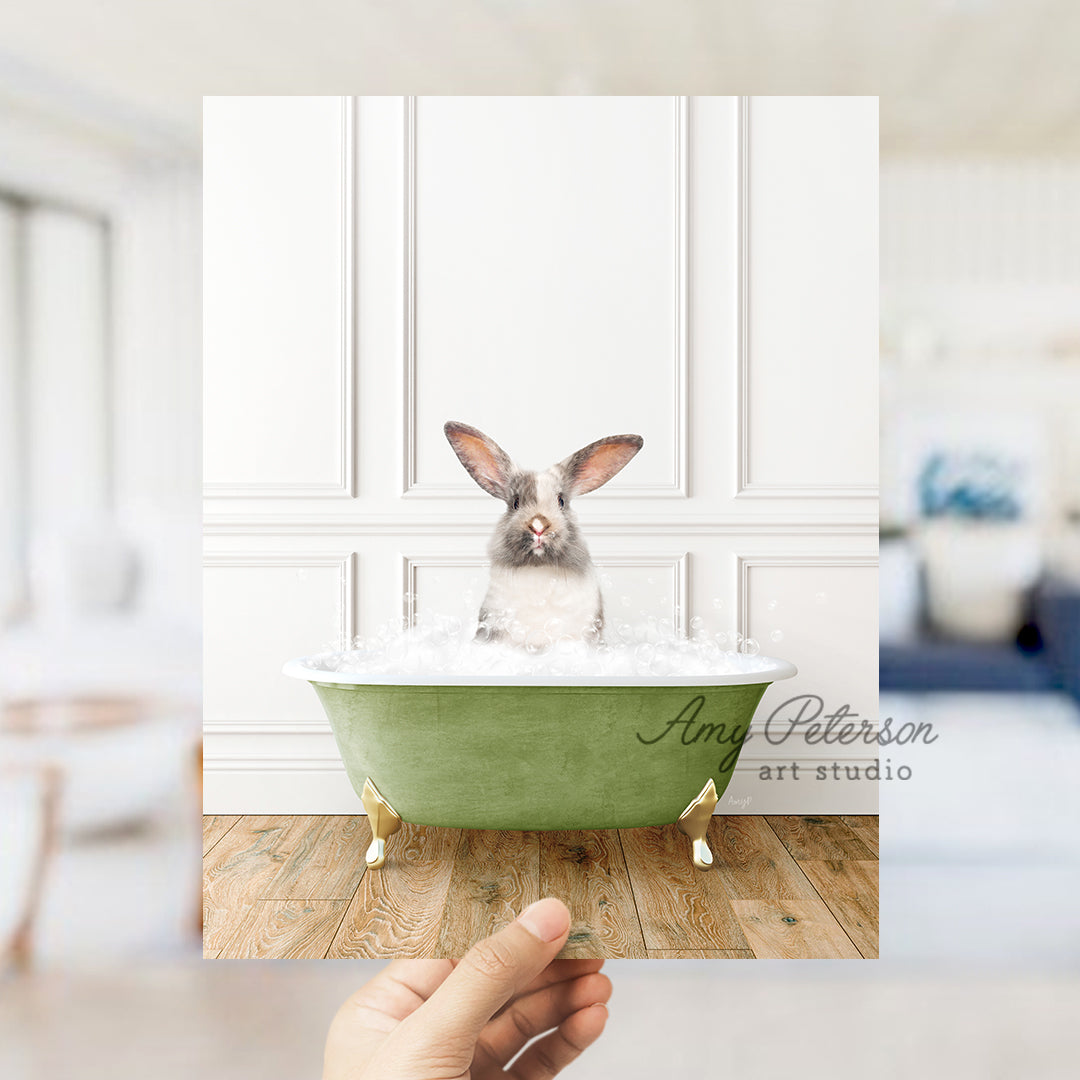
[561,434,644,497]
[444,421,514,499]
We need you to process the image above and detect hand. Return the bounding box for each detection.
[324,898,611,1079]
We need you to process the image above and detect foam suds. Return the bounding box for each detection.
[304,614,781,679]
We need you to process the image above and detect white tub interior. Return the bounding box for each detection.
[283,655,797,688]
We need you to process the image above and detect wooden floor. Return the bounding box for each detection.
[203,814,878,960]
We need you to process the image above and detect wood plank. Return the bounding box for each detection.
[842,816,879,858]
[797,860,879,959]
[539,831,646,959]
[436,830,540,958]
[765,815,874,861]
[709,815,872,959]
[709,815,830,903]
[202,815,239,856]
[730,899,862,959]
[619,825,750,952]
[648,950,754,959]
[260,815,368,900]
[839,815,876,829]
[203,816,312,957]
[327,824,462,959]
[214,899,349,959]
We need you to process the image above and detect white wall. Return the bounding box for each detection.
[203,96,879,814]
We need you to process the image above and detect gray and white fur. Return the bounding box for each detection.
[443,421,644,648]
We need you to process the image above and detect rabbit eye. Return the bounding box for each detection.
[558,494,565,509]
[513,496,520,510]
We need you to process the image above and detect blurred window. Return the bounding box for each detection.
[0,195,110,625]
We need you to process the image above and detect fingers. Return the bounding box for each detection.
[489,958,606,1020]
[340,960,453,1030]
[477,969,612,1064]
[402,898,572,1053]
[508,1003,609,1079]
[374,960,455,1009]
[324,961,455,1080]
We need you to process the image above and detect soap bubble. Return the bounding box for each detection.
[621,595,632,607]
[304,609,785,680]
[741,637,760,656]
[712,597,723,609]
[815,591,827,605]
[635,643,656,665]
[766,599,779,611]
[770,629,784,643]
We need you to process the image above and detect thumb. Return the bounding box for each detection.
[405,898,571,1053]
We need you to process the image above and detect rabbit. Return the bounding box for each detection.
[444,420,643,648]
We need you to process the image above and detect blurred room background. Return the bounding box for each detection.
[2,1,1080,1077]
[0,45,202,973]
[879,157,1080,965]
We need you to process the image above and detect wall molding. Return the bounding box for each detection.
[204,757,345,772]
[204,96,357,500]
[203,513,879,537]
[399,551,489,626]
[204,756,879,774]
[737,484,882,499]
[203,762,877,813]
[205,722,333,736]
[733,96,878,501]
[591,550,690,634]
[203,550,358,647]
[735,552,878,642]
[400,95,690,499]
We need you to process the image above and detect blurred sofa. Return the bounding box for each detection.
[880,576,1080,700]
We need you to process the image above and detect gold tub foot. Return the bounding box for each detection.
[677,778,719,870]
[361,778,402,869]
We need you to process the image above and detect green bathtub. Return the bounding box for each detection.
[283,660,796,870]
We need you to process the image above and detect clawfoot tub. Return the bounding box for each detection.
[283,661,797,871]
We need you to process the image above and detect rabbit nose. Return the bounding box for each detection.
[530,516,550,536]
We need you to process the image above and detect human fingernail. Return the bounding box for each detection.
[516,898,570,942]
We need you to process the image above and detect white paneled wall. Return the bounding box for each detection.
[204,96,879,814]
[742,97,878,496]
[203,96,353,497]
